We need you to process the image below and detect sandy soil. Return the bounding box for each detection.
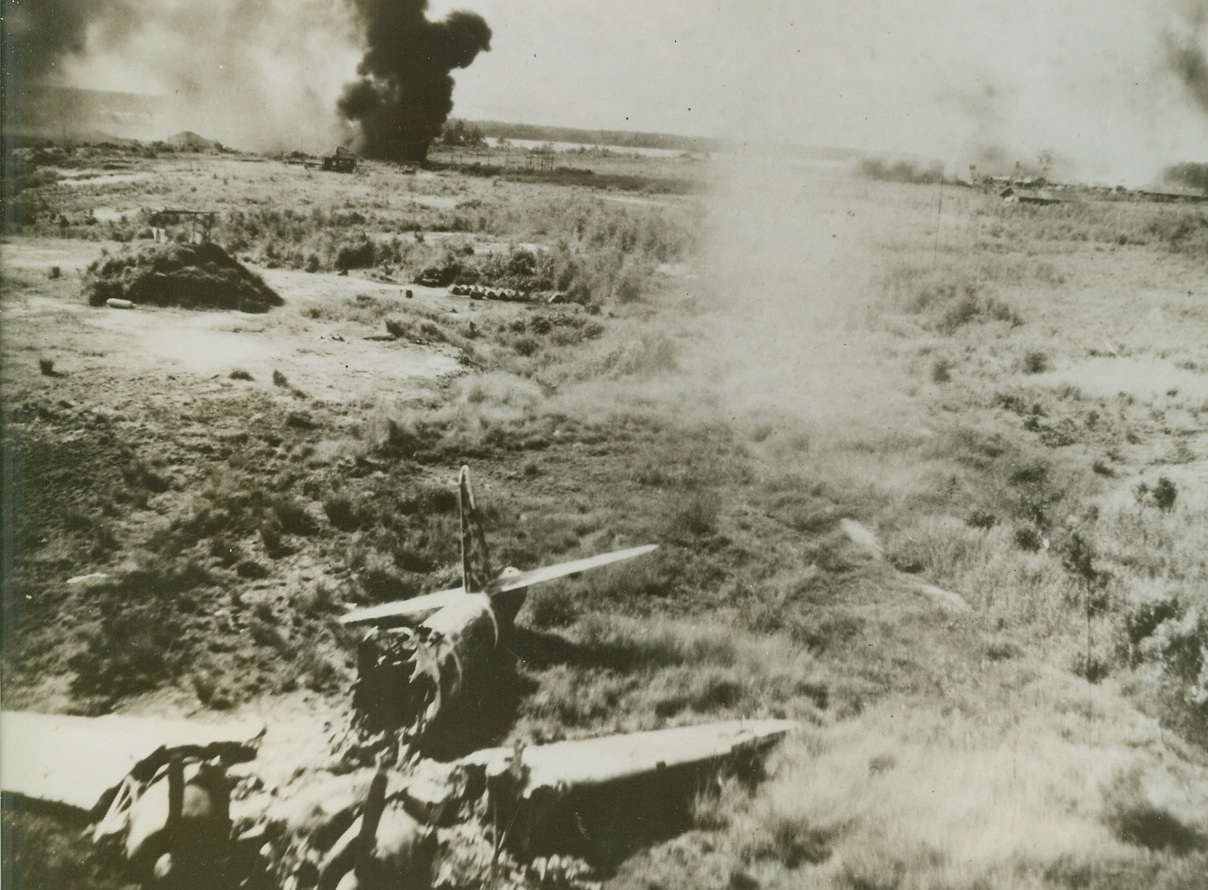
[1,238,464,404]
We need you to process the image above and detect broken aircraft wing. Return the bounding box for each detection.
[0,711,264,812]
[461,719,797,857]
[464,719,797,792]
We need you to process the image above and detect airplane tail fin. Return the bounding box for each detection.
[459,466,495,593]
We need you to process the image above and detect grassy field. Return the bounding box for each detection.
[3,142,1208,888]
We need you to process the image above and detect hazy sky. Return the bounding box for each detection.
[52,0,1208,181]
[436,0,1208,180]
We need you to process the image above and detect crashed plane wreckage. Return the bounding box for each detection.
[343,466,656,757]
[1,466,798,889]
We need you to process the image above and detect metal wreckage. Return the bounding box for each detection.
[1,468,796,889]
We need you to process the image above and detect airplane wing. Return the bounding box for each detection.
[339,588,466,628]
[339,545,657,628]
[485,544,658,594]
[463,719,796,793]
[0,711,263,812]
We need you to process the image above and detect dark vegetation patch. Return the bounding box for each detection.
[924,425,1084,538]
[69,560,212,700]
[427,161,701,195]
[215,192,694,308]
[1103,767,1208,855]
[82,242,283,312]
[884,266,1022,333]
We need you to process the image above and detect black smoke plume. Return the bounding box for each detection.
[338,0,491,162]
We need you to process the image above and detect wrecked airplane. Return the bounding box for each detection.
[343,466,656,758]
[1,466,796,889]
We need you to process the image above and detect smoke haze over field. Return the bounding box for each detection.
[8,0,359,152]
[10,0,1208,179]
[1164,3,1208,115]
[5,0,135,80]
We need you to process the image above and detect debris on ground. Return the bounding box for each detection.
[448,283,530,302]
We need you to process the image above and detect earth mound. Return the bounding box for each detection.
[84,242,283,312]
[168,130,220,150]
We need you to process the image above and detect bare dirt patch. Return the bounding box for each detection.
[3,238,462,403]
[1043,356,1208,402]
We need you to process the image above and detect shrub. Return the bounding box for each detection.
[940,292,1021,333]
[358,561,416,602]
[512,335,541,357]
[260,523,288,558]
[250,612,284,648]
[1122,596,1183,659]
[527,587,580,628]
[1152,476,1178,512]
[298,644,344,692]
[192,671,234,710]
[236,559,270,579]
[335,239,377,271]
[1023,350,1049,374]
[1061,531,1105,593]
[323,494,361,531]
[1013,525,1044,552]
[416,250,466,286]
[671,490,721,538]
[122,458,170,493]
[286,411,316,430]
[298,582,341,617]
[887,266,1022,332]
[1071,649,1110,683]
[271,497,317,535]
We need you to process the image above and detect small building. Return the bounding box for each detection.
[322,147,358,173]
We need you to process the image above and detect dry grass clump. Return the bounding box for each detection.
[322,493,362,531]
[69,559,212,700]
[515,614,823,738]
[82,242,283,312]
[215,188,695,307]
[270,496,317,536]
[368,372,549,454]
[973,195,1208,259]
[525,586,581,629]
[884,264,1022,333]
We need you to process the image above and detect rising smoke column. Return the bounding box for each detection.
[1164,3,1208,114]
[338,0,491,162]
